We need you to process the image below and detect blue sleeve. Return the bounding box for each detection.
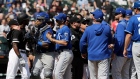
[107,25,112,44]
[43,29,53,43]
[62,28,70,42]
[114,24,125,53]
[125,17,134,34]
[80,29,88,54]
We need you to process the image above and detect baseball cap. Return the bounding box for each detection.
[54,13,67,21]
[81,18,90,24]
[8,19,19,26]
[133,1,140,9]
[125,9,132,16]
[115,7,126,15]
[90,9,104,20]
[70,17,81,23]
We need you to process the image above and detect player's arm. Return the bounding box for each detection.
[12,42,22,58]
[80,29,88,54]
[12,30,22,58]
[47,30,69,46]
[114,24,125,52]
[124,33,132,50]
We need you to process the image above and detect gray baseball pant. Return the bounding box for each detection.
[132,42,140,79]
[53,49,73,79]
[111,56,131,79]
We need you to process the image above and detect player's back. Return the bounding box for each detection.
[84,23,112,60]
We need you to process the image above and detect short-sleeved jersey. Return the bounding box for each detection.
[37,27,55,53]
[55,25,72,50]
[125,14,140,41]
[7,29,25,50]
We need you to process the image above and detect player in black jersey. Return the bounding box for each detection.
[6,13,30,79]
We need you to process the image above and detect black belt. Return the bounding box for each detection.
[56,49,70,53]
[133,41,140,43]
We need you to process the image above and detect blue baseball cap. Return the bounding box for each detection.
[133,1,140,9]
[54,13,67,21]
[90,9,104,20]
[36,12,49,20]
[125,9,132,16]
[115,7,126,15]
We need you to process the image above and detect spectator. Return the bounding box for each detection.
[111,15,119,33]
[93,0,105,9]
[77,0,88,9]
[6,0,14,9]
[0,19,10,37]
[36,0,45,11]
[5,6,17,19]
[0,4,8,14]
[104,0,113,23]
[15,2,23,15]
[49,6,57,18]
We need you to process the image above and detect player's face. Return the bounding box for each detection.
[115,13,120,20]
[35,19,42,27]
[80,23,87,32]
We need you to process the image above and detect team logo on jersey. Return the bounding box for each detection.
[64,33,68,37]
[71,35,75,40]
[137,17,140,22]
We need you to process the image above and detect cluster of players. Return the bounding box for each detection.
[5,1,140,79]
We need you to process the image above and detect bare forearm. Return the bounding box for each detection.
[94,2,97,8]
[51,38,67,46]
[12,43,22,58]
[124,34,132,49]
[42,42,49,48]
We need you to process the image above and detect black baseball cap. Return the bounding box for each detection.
[81,18,90,24]
[8,19,19,26]
[70,17,81,23]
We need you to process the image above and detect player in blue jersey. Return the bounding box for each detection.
[80,9,112,79]
[123,1,140,79]
[47,13,73,79]
[125,9,137,79]
[31,12,55,79]
[111,7,133,79]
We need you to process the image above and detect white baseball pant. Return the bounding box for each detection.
[88,58,110,79]
[6,48,30,79]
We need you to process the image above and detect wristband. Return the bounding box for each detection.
[18,54,22,58]
[37,41,43,46]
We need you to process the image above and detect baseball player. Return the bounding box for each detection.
[124,9,137,79]
[123,1,140,79]
[31,12,55,79]
[111,7,132,79]
[6,19,30,79]
[47,13,73,79]
[80,9,112,79]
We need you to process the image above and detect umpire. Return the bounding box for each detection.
[70,16,84,79]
